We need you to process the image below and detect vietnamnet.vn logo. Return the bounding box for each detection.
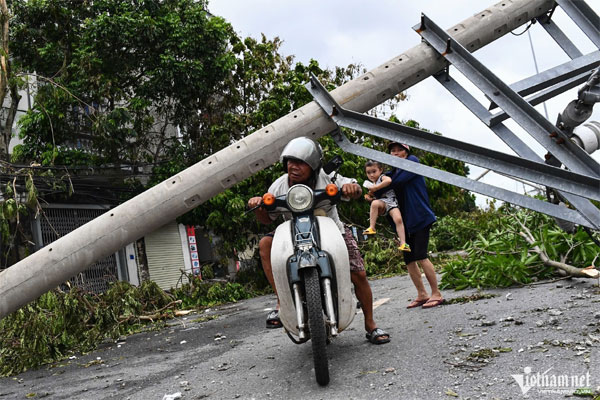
[511,366,592,395]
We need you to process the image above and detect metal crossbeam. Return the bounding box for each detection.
[419,11,600,229]
[435,72,600,230]
[414,14,600,179]
[489,72,593,126]
[305,76,600,230]
[537,9,583,59]
[489,51,600,111]
[306,75,600,202]
[333,131,594,229]
[433,72,540,160]
[556,0,600,49]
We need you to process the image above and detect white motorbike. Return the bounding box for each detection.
[257,157,356,386]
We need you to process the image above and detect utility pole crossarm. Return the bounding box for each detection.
[305,75,600,230]
[556,0,600,48]
[415,14,600,179]
[306,74,600,203]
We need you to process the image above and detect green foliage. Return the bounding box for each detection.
[170,275,256,309]
[440,206,600,290]
[430,207,506,252]
[0,277,258,376]
[0,167,42,266]
[233,264,271,292]
[359,234,407,277]
[206,282,252,304]
[11,0,236,165]
[201,264,216,280]
[0,281,164,376]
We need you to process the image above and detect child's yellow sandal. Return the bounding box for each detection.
[398,243,411,252]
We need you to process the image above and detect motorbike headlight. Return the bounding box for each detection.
[286,184,314,212]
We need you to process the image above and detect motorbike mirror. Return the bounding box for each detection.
[322,155,343,175]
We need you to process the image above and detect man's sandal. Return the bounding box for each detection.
[365,328,390,345]
[266,310,283,329]
[362,227,377,235]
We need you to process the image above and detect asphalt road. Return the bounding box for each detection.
[1,274,599,400]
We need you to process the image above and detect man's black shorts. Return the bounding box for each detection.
[404,223,432,264]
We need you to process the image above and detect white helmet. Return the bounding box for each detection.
[280,137,323,172]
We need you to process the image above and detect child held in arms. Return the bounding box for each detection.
[362,160,410,252]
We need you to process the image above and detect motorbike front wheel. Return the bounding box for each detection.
[303,267,329,386]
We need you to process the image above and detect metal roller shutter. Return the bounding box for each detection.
[145,221,188,290]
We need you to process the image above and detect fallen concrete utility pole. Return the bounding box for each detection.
[0,0,555,319]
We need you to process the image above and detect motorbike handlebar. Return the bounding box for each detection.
[247,186,342,214]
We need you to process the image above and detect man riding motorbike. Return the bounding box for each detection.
[247,137,390,344]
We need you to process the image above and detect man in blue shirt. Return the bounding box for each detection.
[384,142,444,308]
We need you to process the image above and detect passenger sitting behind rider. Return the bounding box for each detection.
[247,137,390,345]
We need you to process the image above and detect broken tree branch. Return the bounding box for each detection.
[517,231,599,278]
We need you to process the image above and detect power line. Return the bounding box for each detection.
[527,29,550,120]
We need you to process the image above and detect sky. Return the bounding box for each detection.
[209,0,600,207]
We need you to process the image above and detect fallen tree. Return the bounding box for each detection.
[440,204,600,290]
[516,220,599,279]
[0,277,261,376]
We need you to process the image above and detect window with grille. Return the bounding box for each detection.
[33,205,123,294]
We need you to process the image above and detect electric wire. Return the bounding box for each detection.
[510,20,534,36]
[527,29,550,120]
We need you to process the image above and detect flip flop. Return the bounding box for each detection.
[365,328,390,345]
[406,298,430,309]
[422,298,445,309]
[266,310,283,329]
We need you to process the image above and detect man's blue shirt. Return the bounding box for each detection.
[381,154,436,234]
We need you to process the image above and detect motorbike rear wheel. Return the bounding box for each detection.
[303,267,329,386]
